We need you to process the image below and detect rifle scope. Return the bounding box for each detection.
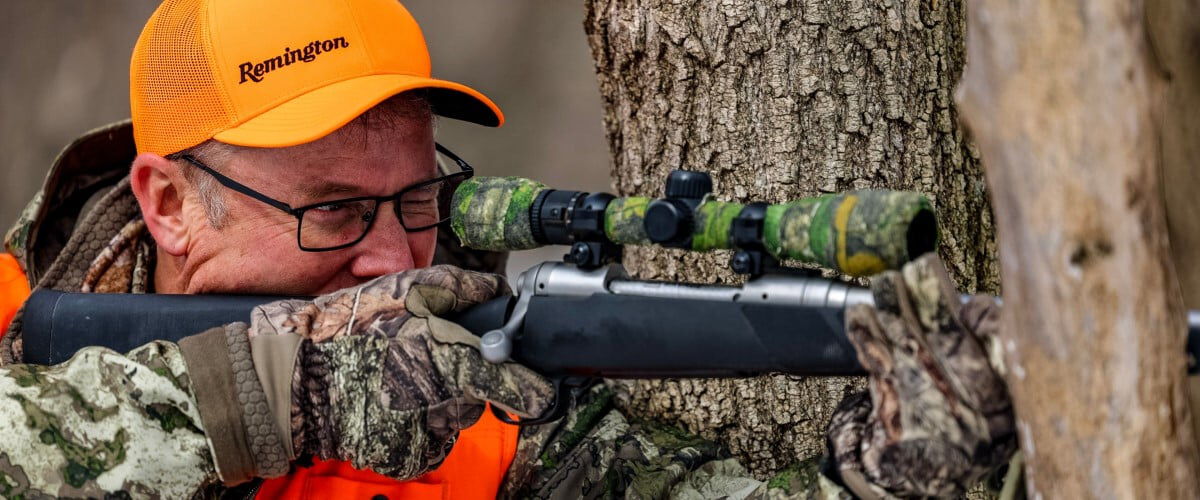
[450,171,938,277]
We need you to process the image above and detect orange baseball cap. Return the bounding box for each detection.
[130,0,503,156]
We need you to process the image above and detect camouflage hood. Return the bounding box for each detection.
[4,120,139,291]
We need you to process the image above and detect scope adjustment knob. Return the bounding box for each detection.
[644,199,694,247]
[664,170,713,200]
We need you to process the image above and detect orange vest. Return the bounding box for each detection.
[257,410,519,499]
[0,253,518,498]
[0,254,30,335]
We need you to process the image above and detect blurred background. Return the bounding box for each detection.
[0,0,611,276]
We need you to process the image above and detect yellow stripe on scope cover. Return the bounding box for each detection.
[834,194,886,277]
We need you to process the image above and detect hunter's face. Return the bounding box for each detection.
[146,116,438,296]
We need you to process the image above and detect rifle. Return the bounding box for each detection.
[22,171,1200,425]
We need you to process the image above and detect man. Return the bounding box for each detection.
[0,0,1014,497]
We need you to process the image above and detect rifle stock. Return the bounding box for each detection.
[21,263,1200,378]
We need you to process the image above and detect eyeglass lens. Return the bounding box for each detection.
[297,175,464,250]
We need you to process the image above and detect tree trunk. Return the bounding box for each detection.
[957,0,1200,497]
[584,0,994,476]
[1146,0,1200,458]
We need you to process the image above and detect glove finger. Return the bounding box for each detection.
[435,345,554,419]
[868,269,906,319]
[960,295,1002,344]
[258,273,422,343]
[897,253,963,340]
[866,262,971,456]
[958,296,1014,440]
[847,300,924,453]
[846,303,895,377]
[411,265,508,312]
[900,258,1007,420]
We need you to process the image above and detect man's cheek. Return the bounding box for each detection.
[413,231,437,267]
[229,217,299,253]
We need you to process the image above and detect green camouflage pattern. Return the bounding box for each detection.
[451,176,546,251]
[3,191,41,274]
[603,196,652,245]
[833,255,1014,497]
[764,190,935,277]
[504,384,855,499]
[446,177,934,279]
[691,200,744,252]
[0,342,217,497]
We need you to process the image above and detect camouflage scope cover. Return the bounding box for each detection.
[765,190,936,276]
[451,177,936,277]
[607,191,937,277]
[451,176,545,251]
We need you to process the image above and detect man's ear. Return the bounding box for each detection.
[130,153,190,256]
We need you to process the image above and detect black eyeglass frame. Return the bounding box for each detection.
[180,143,473,252]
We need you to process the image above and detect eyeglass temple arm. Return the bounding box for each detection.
[180,155,297,215]
[436,143,473,174]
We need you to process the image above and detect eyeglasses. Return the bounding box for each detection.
[180,143,473,252]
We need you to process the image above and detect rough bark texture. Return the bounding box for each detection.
[1146,0,1200,455]
[1147,0,1200,311]
[584,0,994,477]
[957,0,1200,498]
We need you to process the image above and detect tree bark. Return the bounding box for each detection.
[584,0,994,476]
[957,0,1200,497]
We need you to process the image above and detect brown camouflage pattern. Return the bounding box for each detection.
[451,176,545,251]
[764,190,935,277]
[80,218,154,294]
[832,254,1015,498]
[248,265,555,479]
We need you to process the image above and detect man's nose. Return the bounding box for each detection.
[348,204,415,279]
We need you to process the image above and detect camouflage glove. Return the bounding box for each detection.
[247,265,553,480]
[827,254,1015,498]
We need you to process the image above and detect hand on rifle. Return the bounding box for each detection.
[193,266,553,483]
[827,254,1016,498]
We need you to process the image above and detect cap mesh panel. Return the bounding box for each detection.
[131,0,235,155]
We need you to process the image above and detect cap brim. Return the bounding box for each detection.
[213,74,503,148]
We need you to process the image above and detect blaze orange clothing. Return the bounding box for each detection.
[257,407,519,499]
[0,254,29,335]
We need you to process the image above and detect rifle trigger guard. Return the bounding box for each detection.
[491,376,591,426]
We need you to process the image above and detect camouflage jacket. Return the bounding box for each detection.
[0,122,854,498]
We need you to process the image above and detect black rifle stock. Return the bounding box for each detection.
[23,263,865,377]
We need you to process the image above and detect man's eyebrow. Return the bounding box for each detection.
[301,182,363,200]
